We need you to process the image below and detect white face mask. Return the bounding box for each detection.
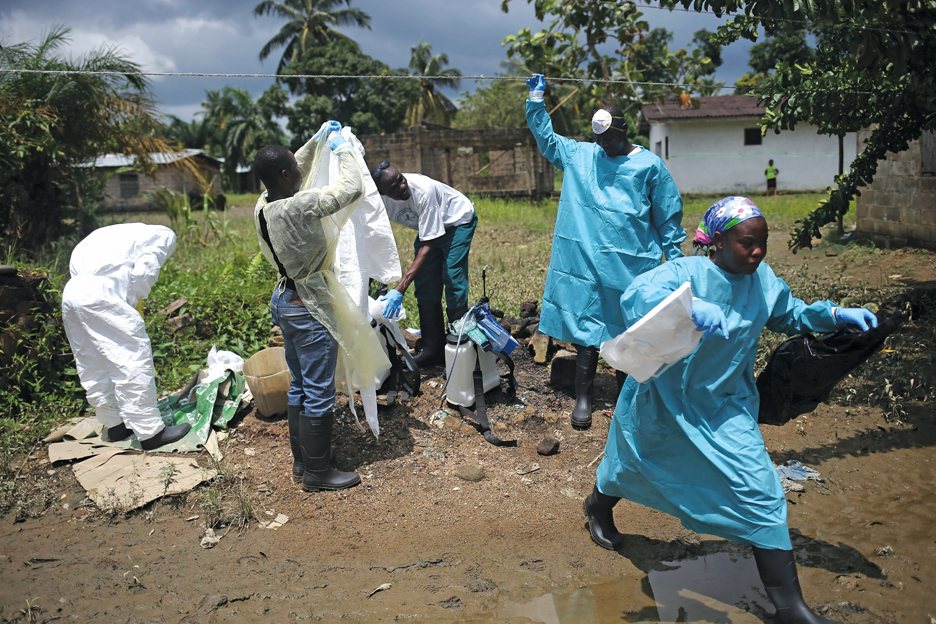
[592,109,613,135]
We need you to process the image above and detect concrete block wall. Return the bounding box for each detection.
[855,129,936,250]
[358,124,554,199]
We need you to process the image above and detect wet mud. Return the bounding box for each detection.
[2,241,935,623]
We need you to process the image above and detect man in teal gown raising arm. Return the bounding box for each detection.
[525,73,685,429]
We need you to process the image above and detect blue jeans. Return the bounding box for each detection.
[270,288,338,418]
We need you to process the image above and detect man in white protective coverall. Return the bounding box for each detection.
[62,223,192,450]
[371,162,477,367]
[254,120,382,492]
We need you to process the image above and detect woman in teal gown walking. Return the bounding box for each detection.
[585,197,878,624]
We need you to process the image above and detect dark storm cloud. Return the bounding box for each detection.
[1,1,752,121]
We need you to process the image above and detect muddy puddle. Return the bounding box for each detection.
[467,548,772,623]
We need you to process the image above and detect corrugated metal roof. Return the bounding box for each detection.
[77,149,221,168]
[643,95,766,121]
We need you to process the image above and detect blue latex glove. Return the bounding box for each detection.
[313,120,342,141]
[329,134,349,151]
[691,298,729,339]
[526,73,545,101]
[835,307,878,331]
[379,288,404,319]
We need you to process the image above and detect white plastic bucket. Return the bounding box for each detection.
[444,336,499,407]
[243,347,293,417]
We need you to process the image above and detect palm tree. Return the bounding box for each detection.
[0,26,193,248]
[203,86,286,192]
[163,116,215,150]
[253,0,371,73]
[404,39,462,127]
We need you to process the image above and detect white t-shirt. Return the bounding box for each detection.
[381,173,475,241]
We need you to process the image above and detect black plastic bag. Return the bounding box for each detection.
[756,314,903,425]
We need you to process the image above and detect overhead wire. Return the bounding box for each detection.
[0,68,883,95]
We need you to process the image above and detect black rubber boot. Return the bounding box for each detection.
[140,423,192,450]
[447,303,469,326]
[413,302,445,367]
[300,411,360,492]
[287,404,304,483]
[615,370,628,397]
[753,547,842,624]
[583,484,624,550]
[570,345,599,430]
[104,423,132,442]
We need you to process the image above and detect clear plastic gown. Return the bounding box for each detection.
[254,132,391,422]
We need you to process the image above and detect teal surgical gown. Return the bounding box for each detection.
[526,99,685,348]
[596,256,840,550]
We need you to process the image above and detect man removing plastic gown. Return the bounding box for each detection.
[254,121,390,492]
[525,73,686,429]
[62,223,191,450]
[372,162,477,367]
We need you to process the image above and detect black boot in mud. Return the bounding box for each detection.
[571,345,599,430]
[753,547,842,624]
[583,485,624,551]
[413,302,446,367]
[300,411,360,492]
[140,423,192,451]
[287,404,304,483]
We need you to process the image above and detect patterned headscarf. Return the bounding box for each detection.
[693,196,765,247]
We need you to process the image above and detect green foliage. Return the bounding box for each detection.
[147,246,277,391]
[0,26,198,251]
[144,188,200,235]
[404,39,462,127]
[253,0,371,73]
[748,23,815,75]
[453,79,528,130]
[0,273,85,434]
[669,0,936,252]
[279,39,420,144]
[500,0,714,114]
[691,29,723,74]
[201,86,287,192]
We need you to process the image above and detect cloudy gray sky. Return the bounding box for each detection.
[1,0,753,122]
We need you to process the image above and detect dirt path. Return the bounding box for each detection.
[2,242,935,623]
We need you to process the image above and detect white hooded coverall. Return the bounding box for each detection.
[62,223,177,441]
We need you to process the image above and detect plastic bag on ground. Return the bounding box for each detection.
[756,313,903,425]
[600,281,702,383]
[204,345,245,383]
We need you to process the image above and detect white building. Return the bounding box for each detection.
[643,95,857,195]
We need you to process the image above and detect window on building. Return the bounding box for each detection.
[119,173,140,198]
[665,136,669,160]
[744,128,762,146]
[923,129,936,175]
[654,141,662,157]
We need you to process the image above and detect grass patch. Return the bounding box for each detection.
[0,190,905,469]
[224,193,259,208]
[682,192,856,234]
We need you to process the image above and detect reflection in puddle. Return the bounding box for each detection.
[495,548,774,623]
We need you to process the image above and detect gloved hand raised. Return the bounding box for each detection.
[313,120,342,141]
[691,298,729,339]
[329,134,349,151]
[834,307,878,331]
[526,74,545,101]
[379,288,404,320]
